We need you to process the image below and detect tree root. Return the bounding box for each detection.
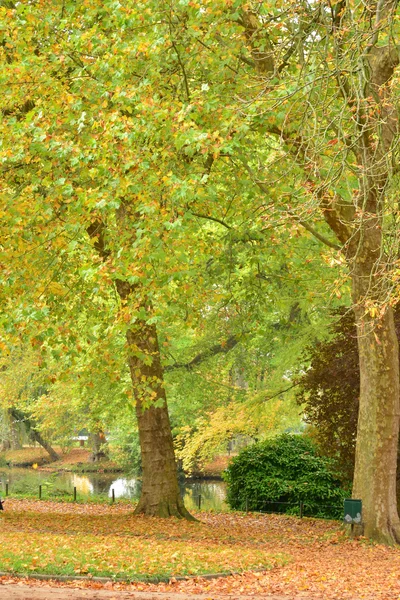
[134,498,197,521]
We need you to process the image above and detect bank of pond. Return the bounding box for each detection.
[0,468,227,511]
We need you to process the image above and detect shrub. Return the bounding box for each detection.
[224,434,348,519]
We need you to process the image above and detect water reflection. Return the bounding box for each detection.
[0,469,227,511]
[107,477,141,499]
[181,480,228,512]
[71,474,93,495]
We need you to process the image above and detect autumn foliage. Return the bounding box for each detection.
[1,500,400,599]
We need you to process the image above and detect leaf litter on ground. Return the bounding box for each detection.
[0,499,399,599]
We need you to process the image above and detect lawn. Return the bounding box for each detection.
[0,447,120,472]
[1,499,400,599]
[0,500,285,580]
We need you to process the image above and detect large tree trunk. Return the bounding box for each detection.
[240,0,400,543]
[87,220,193,519]
[352,301,400,542]
[118,288,193,518]
[325,30,400,542]
[350,221,400,541]
[89,431,108,462]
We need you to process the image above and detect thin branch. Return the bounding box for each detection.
[190,211,232,230]
[196,38,239,75]
[165,334,241,372]
[262,381,301,403]
[297,219,341,250]
[1,162,24,174]
[238,154,341,250]
[214,33,255,69]
[170,39,191,102]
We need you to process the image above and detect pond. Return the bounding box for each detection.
[0,468,227,512]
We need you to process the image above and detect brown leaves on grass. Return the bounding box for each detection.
[0,500,283,579]
[1,499,400,599]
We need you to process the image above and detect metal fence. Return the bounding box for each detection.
[0,482,117,503]
[238,498,343,520]
[0,482,343,520]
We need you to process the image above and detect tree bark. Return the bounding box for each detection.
[1,439,11,452]
[29,428,60,463]
[352,301,400,542]
[87,221,193,519]
[284,20,400,542]
[349,215,400,542]
[8,409,22,450]
[89,431,108,462]
[348,34,400,542]
[116,281,193,519]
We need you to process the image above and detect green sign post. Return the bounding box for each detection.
[344,499,362,524]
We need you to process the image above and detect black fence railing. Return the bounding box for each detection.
[0,482,118,504]
[0,481,344,520]
[238,499,343,520]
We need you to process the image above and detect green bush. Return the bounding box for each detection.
[224,434,348,519]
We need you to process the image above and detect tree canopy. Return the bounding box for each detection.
[1,0,400,541]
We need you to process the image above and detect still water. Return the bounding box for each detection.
[0,469,227,511]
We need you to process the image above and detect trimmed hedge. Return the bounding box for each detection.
[224,434,348,519]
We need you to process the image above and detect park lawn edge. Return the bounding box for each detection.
[0,566,273,585]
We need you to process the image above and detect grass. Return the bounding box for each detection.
[0,447,52,467]
[4,499,400,600]
[54,461,121,473]
[0,447,121,472]
[0,500,287,580]
[1,491,131,504]
[0,531,281,579]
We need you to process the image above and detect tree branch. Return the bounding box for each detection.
[190,211,232,230]
[297,219,341,250]
[170,39,191,102]
[165,334,241,372]
[238,154,341,250]
[262,381,300,403]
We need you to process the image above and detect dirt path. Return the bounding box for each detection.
[0,585,299,600]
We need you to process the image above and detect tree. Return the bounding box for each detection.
[9,407,60,462]
[89,430,108,462]
[2,0,399,540]
[204,1,400,542]
[0,409,22,452]
[0,351,60,460]
[296,310,360,483]
[0,0,315,518]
